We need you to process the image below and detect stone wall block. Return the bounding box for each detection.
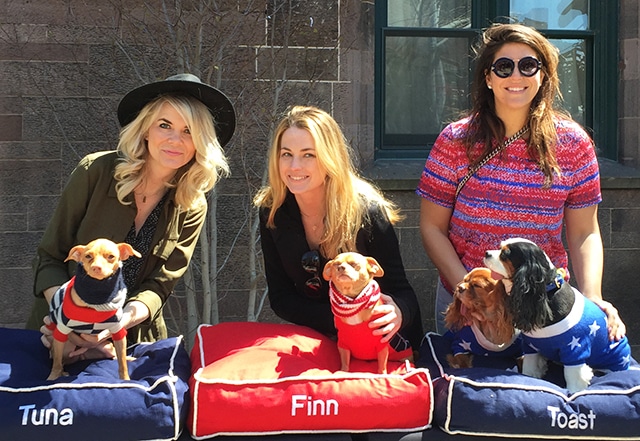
[0,42,88,62]
[0,115,22,141]
[602,248,640,340]
[0,158,61,197]
[22,97,115,143]
[610,207,640,248]
[256,47,338,82]
[0,269,34,327]
[266,1,338,48]
[0,232,40,267]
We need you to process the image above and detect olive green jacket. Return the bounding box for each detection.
[27,150,206,343]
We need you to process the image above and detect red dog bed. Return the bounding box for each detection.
[188,322,432,438]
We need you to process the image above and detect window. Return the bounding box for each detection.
[375,1,618,160]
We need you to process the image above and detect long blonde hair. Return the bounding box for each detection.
[468,23,570,186]
[254,105,400,258]
[114,95,230,210]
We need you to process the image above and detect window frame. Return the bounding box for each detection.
[374,1,619,160]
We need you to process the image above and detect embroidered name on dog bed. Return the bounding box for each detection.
[419,332,640,440]
[188,322,433,438]
[0,327,190,441]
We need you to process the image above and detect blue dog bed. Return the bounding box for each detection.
[0,327,190,441]
[418,332,640,440]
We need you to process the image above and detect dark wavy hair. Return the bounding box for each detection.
[466,23,570,186]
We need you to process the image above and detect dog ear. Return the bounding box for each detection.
[510,247,554,331]
[444,295,465,331]
[322,259,335,281]
[493,295,516,343]
[117,243,142,261]
[65,245,86,263]
[365,257,384,278]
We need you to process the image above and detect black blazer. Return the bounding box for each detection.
[259,192,424,349]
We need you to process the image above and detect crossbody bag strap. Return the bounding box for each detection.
[454,126,529,199]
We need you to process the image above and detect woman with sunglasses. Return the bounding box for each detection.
[254,105,424,352]
[417,23,625,339]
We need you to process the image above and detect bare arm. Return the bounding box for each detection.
[419,198,467,289]
[565,205,625,339]
[564,205,602,299]
[121,300,150,329]
[43,286,60,304]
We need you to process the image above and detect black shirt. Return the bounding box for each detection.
[258,192,424,349]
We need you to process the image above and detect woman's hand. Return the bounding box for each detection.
[593,299,627,341]
[40,316,116,362]
[369,294,403,343]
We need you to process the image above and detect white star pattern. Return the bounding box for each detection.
[459,340,472,352]
[568,336,582,350]
[588,320,600,336]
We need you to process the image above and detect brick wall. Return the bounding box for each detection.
[0,0,376,333]
[1,1,640,357]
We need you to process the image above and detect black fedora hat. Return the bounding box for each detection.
[117,73,236,146]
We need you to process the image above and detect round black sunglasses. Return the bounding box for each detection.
[301,250,322,297]
[491,56,542,79]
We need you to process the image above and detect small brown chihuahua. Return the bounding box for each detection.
[46,238,141,381]
[323,252,392,374]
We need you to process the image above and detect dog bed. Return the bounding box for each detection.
[188,322,433,438]
[0,327,190,441]
[419,332,640,440]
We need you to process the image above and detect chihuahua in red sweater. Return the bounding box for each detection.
[323,252,413,374]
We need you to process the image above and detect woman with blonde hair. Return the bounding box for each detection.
[255,105,423,350]
[27,73,235,360]
[417,23,624,338]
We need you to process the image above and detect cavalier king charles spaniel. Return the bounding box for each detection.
[484,238,631,393]
[444,267,522,369]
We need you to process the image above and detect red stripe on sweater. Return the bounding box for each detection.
[62,278,119,322]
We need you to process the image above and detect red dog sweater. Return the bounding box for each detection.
[47,265,127,343]
[330,280,413,361]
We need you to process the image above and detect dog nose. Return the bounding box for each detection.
[485,251,491,258]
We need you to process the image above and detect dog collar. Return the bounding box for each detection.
[545,269,566,294]
[73,262,127,309]
[329,280,381,318]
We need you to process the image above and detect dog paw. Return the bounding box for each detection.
[46,370,68,381]
[447,353,473,369]
[522,353,547,378]
[564,364,593,393]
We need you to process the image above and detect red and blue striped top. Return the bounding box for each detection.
[416,117,601,292]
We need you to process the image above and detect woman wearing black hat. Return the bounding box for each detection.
[26,74,235,361]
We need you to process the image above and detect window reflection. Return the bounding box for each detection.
[510,0,589,30]
[387,0,471,28]
[554,39,586,125]
[385,36,471,136]
[382,0,591,148]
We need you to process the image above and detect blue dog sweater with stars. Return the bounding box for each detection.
[522,286,631,371]
[447,324,523,359]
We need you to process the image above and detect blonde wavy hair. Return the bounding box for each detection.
[114,94,230,210]
[467,23,572,186]
[254,105,401,258]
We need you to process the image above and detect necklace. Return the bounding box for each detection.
[136,187,167,204]
[300,211,325,233]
